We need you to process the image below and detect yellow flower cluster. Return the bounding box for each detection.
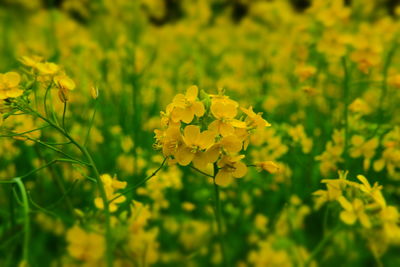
[374,127,400,180]
[66,225,105,263]
[94,174,127,212]
[125,201,159,266]
[20,56,76,102]
[314,171,400,256]
[154,86,272,186]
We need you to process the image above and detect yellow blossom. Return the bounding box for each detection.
[0,72,23,99]
[170,85,205,123]
[338,196,371,228]
[349,135,378,170]
[36,62,60,76]
[256,161,279,173]
[66,225,105,262]
[175,125,216,168]
[241,106,271,129]
[215,154,247,186]
[209,96,246,136]
[54,74,76,90]
[94,174,127,212]
[295,65,316,82]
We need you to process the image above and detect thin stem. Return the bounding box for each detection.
[0,158,84,183]
[62,102,67,130]
[27,191,58,218]
[109,157,167,204]
[46,180,78,210]
[9,186,16,226]
[79,145,113,267]
[43,141,72,146]
[212,164,228,266]
[304,225,341,267]
[374,41,398,135]
[84,99,98,146]
[0,125,50,138]
[190,165,213,178]
[24,136,86,164]
[18,101,114,265]
[341,57,350,167]
[43,81,53,120]
[15,178,30,266]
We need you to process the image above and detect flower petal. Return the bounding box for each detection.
[215,170,232,186]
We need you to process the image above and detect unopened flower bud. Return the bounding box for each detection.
[91,85,99,99]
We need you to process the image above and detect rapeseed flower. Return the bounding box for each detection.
[0,72,23,99]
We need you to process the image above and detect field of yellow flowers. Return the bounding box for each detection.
[1,0,400,266]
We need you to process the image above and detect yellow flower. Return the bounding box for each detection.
[349,98,371,115]
[373,129,400,177]
[338,196,371,228]
[254,214,268,233]
[288,124,313,154]
[295,65,316,82]
[19,55,43,69]
[215,154,247,186]
[94,174,127,212]
[389,74,400,89]
[128,201,160,265]
[256,161,279,173]
[0,72,23,99]
[241,106,271,129]
[219,135,243,153]
[317,30,349,59]
[182,201,196,211]
[313,171,349,209]
[175,125,216,168]
[356,175,385,207]
[36,62,60,76]
[54,74,76,90]
[154,125,183,157]
[380,206,400,243]
[170,85,205,123]
[209,96,246,136]
[66,225,105,262]
[350,40,382,74]
[349,136,378,170]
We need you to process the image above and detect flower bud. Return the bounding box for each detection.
[256,161,279,173]
[58,87,69,103]
[91,85,99,99]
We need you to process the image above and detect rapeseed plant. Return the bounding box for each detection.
[1,0,400,266]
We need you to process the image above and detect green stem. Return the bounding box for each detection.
[212,164,228,266]
[0,125,50,138]
[62,102,67,131]
[80,146,113,267]
[109,157,167,204]
[84,99,98,146]
[304,225,341,267]
[0,158,84,183]
[341,57,350,167]
[190,165,213,178]
[15,178,30,266]
[374,42,398,135]
[25,136,85,163]
[20,103,114,266]
[43,81,53,120]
